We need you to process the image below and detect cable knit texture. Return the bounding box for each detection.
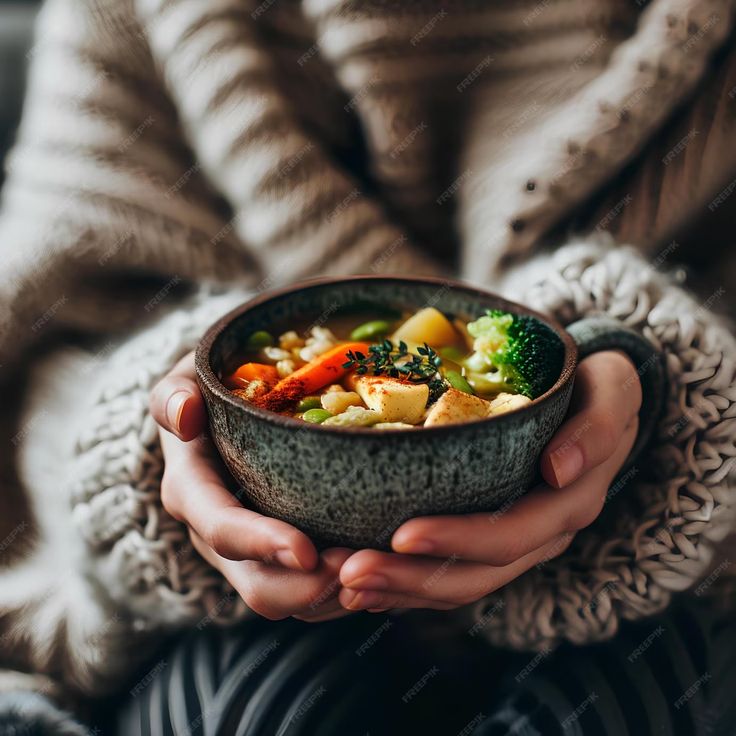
[69,289,256,630]
[0,0,735,701]
[476,242,736,648]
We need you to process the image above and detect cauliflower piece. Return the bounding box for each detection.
[311,326,337,341]
[276,359,296,378]
[298,326,339,362]
[233,379,269,401]
[321,406,382,427]
[300,341,333,361]
[264,346,291,361]
[321,391,363,415]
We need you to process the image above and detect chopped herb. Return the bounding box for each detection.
[428,377,448,403]
[343,339,444,385]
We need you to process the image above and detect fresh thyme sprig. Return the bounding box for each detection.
[343,339,443,383]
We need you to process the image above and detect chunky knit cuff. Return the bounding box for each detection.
[69,288,255,631]
[470,241,736,649]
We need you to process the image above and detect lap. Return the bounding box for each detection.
[109,595,736,736]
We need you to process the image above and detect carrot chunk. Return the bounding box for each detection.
[224,362,279,389]
[256,341,371,410]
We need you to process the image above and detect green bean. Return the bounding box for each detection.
[296,396,322,412]
[439,346,464,362]
[445,370,474,395]
[302,408,333,424]
[350,320,392,341]
[246,330,274,349]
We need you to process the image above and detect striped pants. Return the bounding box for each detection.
[113,595,735,736]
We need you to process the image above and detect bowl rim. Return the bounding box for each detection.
[195,275,579,436]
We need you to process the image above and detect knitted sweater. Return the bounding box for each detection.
[1,0,735,703]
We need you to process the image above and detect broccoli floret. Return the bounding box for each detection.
[464,309,564,398]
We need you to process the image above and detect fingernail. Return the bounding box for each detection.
[274,549,302,570]
[166,391,191,434]
[393,539,434,555]
[549,444,584,487]
[348,591,382,610]
[342,590,358,608]
[344,574,388,590]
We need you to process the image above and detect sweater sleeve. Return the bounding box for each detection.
[133,0,441,281]
[67,288,256,633]
[469,240,736,649]
[458,0,734,281]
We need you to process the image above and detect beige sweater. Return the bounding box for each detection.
[1,0,735,703]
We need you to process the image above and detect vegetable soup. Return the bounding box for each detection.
[221,305,564,429]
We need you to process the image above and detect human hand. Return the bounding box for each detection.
[150,351,353,622]
[338,350,642,612]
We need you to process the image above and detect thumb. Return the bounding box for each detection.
[149,351,207,441]
[540,350,642,488]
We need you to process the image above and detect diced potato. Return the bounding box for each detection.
[321,391,363,415]
[322,406,382,427]
[489,392,532,415]
[424,388,493,427]
[391,307,459,348]
[353,376,429,424]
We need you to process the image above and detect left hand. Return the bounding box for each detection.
[338,350,642,612]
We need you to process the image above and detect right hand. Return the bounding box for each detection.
[150,351,354,622]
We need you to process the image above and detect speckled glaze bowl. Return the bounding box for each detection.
[195,276,662,549]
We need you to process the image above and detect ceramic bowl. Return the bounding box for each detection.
[195,276,661,549]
